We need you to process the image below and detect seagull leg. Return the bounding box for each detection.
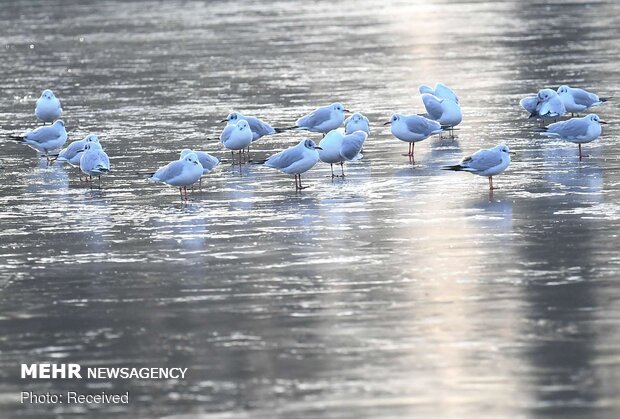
[340,161,345,177]
[98,176,102,189]
[294,174,299,190]
[179,187,183,200]
[330,164,335,178]
[184,186,189,201]
[578,144,582,161]
[488,176,498,190]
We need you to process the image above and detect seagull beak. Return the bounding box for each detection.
[343,109,351,113]
[509,151,517,155]
[314,146,323,150]
[219,119,227,123]
[383,121,391,125]
[600,121,608,124]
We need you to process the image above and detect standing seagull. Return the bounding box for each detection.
[35,89,62,124]
[264,138,322,190]
[442,144,511,191]
[56,134,99,167]
[9,120,68,160]
[220,119,253,163]
[318,130,367,177]
[557,85,608,116]
[344,112,370,135]
[221,112,276,142]
[419,83,459,104]
[149,152,204,201]
[80,142,110,187]
[539,114,607,160]
[420,94,462,133]
[180,148,219,188]
[384,113,443,161]
[277,103,349,134]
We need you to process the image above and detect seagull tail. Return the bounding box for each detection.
[274,126,297,133]
[442,164,464,171]
[7,135,24,142]
[599,97,611,103]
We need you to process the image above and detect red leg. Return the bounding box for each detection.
[578,144,582,161]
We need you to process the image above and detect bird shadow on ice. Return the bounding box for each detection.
[24,159,69,193]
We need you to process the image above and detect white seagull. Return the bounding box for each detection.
[9,120,68,160]
[539,114,607,160]
[80,142,110,187]
[56,134,99,167]
[384,113,443,160]
[221,112,276,142]
[35,89,62,123]
[419,82,459,104]
[318,130,367,177]
[420,93,462,132]
[180,148,219,188]
[264,138,322,190]
[443,144,511,191]
[278,102,349,134]
[219,119,253,163]
[557,85,608,116]
[149,152,204,200]
[524,88,566,119]
[344,112,370,135]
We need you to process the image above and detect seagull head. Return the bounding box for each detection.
[83,142,103,152]
[331,102,350,114]
[350,113,364,123]
[537,89,555,101]
[84,134,99,144]
[183,152,200,165]
[221,112,239,123]
[496,144,513,155]
[180,148,193,159]
[589,114,607,124]
[303,138,322,150]
[236,120,249,130]
[557,85,570,95]
[41,89,55,100]
[384,114,400,125]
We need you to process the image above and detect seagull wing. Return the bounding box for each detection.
[546,118,589,137]
[296,106,331,129]
[340,131,367,160]
[249,116,276,136]
[421,94,444,120]
[460,149,503,172]
[404,115,440,135]
[265,145,305,170]
[151,160,185,182]
[570,88,598,107]
[219,124,235,143]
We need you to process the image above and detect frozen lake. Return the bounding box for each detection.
[1,0,620,417]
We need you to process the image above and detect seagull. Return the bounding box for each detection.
[384,113,443,160]
[344,112,370,135]
[519,96,538,114]
[56,134,99,166]
[9,120,68,160]
[442,144,511,191]
[277,103,349,134]
[80,141,110,187]
[420,93,462,133]
[419,82,459,104]
[219,119,253,163]
[264,138,322,190]
[557,85,608,116]
[318,130,367,177]
[221,112,276,142]
[539,114,607,160]
[149,152,204,200]
[180,148,219,188]
[35,89,62,124]
[525,88,566,119]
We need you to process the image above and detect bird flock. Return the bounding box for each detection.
[8,82,608,200]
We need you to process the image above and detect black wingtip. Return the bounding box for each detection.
[442,165,463,171]
[528,111,539,119]
[7,135,24,142]
[274,126,296,133]
[600,97,610,103]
